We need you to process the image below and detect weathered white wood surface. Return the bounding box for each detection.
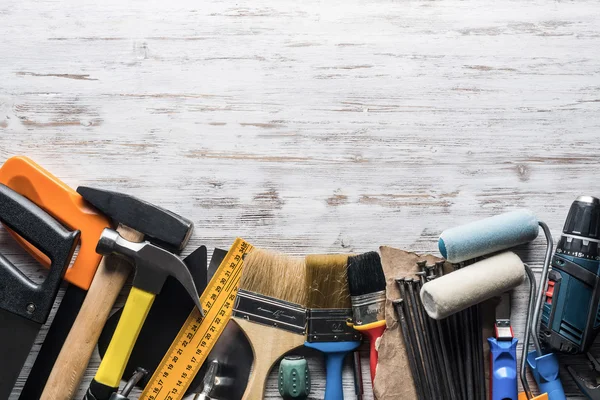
[1,0,600,398]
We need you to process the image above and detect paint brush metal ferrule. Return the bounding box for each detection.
[306,308,361,342]
[233,289,307,334]
[350,290,386,326]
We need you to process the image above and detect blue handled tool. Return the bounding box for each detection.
[305,340,361,399]
[304,309,362,400]
[304,254,362,400]
[488,292,518,400]
[527,351,565,399]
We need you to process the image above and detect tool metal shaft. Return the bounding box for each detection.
[352,351,363,400]
[473,305,485,400]
[464,307,474,400]
[397,279,432,399]
[434,318,458,400]
[520,264,537,399]
[416,279,454,400]
[406,280,442,399]
[450,312,468,400]
[393,299,427,399]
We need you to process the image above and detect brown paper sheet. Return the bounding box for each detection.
[373,246,494,400]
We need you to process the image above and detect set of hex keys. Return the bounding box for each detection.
[393,261,485,400]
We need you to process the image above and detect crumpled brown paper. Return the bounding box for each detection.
[373,246,494,400]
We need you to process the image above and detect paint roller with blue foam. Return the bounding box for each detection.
[438,209,539,264]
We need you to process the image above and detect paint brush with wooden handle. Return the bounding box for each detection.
[347,252,387,385]
[304,255,362,400]
[231,248,308,400]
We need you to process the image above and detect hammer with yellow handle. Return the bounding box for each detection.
[83,228,204,400]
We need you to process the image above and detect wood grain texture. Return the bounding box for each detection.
[1,0,599,398]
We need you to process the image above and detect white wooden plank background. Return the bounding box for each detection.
[1,0,600,398]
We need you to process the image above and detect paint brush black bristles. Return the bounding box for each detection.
[347,251,386,296]
[346,251,387,384]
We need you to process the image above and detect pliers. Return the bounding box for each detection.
[567,353,600,400]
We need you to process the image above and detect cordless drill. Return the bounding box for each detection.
[541,196,600,354]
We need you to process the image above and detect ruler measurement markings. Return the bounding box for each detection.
[141,238,252,400]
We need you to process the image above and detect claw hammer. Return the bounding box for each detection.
[40,187,194,400]
[83,228,204,400]
[77,187,203,400]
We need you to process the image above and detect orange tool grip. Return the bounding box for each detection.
[0,156,110,290]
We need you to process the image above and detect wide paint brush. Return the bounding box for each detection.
[231,248,308,400]
[347,251,387,384]
[304,254,362,400]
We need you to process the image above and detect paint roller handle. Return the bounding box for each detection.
[488,338,518,400]
[538,379,566,400]
[527,351,566,400]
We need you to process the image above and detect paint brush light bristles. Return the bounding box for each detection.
[239,248,307,306]
[232,248,309,400]
[347,251,387,384]
[306,254,351,309]
[304,254,361,400]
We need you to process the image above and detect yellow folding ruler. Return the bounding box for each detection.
[140,238,253,400]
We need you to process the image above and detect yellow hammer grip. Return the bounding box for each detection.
[95,287,155,388]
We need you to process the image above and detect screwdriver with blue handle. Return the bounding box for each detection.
[488,292,518,400]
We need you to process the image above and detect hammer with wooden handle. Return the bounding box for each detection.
[84,229,203,400]
[41,187,194,400]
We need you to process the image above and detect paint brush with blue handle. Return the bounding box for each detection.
[304,255,362,400]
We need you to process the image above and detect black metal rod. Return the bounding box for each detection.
[406,279,442,399]
[393,299,428,399]
[397,279,432,399]
[474,304,486,400]
[434,318,458,400]
[463,308,475,400]
[440,317,457,392]
[416,278,452,400]
[451,312,467,400]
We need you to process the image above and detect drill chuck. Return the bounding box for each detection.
[557,196,600,260]
[541,196,600,354]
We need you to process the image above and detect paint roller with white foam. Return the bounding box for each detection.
[420,251,525,320]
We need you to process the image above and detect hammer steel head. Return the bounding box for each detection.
[77,186,193,253]
[97,228,204,317]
